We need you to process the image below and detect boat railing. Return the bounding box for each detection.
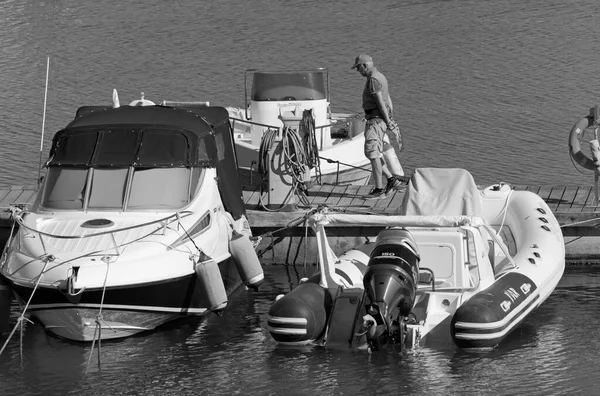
[229,116,282,132]
[10,208,194,257]
[160,100,210,107]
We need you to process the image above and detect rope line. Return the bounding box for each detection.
[256,124,313,211]
[0,255,52,357]
[300,109,321,184]
[319,155,371,172]
[85,256,112,374]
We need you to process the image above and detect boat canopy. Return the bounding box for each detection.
[400,168,482,217]
[48,106,222,168]
[43,105,246,219]
[251,70,327,101]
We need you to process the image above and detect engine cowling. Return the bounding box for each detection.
[363,228,420,331]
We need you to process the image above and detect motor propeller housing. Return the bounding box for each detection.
[363,228,420,333]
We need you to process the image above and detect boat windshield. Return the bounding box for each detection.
[40,166,202,211]
[251,71,327,101]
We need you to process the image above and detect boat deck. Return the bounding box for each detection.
[1,183,600,264]
[242,183,600,237]
[1,184,600,235]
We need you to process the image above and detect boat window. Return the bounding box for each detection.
[41,166,200,211]
[41,167,88,210]
[252,72,327,101]
[190,167,203,197]
[88,168,128,210]
[127,168,193,210]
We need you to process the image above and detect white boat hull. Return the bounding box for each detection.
[33,307,177,341]
[0,103,263,342]
[266,168,566,350]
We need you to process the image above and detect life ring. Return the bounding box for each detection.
[569,116,597,170]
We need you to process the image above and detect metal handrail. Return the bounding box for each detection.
[229,117,281,131]
[12,209,193,240]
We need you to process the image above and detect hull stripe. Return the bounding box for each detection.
[267,326,307,335]
[44,324,151,330]
[454,292,540,331]
[24,303,209,314]
[454,295,540,340]
[267,316,308,325]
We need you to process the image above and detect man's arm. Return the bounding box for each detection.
[374,91,393,125]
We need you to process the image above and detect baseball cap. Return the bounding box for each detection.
[351,54,373,69]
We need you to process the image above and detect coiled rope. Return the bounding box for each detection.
[257,112,323,210]
[257,128,279,183]
[281,126,309,189]
[299,109,321,183]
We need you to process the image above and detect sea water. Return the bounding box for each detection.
[1,0,600,394]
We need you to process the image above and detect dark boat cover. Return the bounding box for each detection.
[45,105,245,219]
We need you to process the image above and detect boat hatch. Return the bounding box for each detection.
[414,227,483,290]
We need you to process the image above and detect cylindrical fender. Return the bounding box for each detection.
[569,116,596,170]
[267,282,333,344]
[229,231,264,290]
[194,257,228,312]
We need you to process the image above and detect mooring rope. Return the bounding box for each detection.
[256,208,319,258]
[0,255,52,358]
[300,109,321,184]
[319,155,371,172]
[257,128,279,183]
[257,126,311,211]
[281,126,309,189]
[85,256,112,374]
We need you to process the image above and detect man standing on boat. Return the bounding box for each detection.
[352,54,406,199]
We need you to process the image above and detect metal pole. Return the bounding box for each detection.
[595,171,599,206]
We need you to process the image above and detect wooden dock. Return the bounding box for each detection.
[242,184,600,237]
[1,184,600,264]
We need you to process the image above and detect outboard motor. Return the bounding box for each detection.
[363,228,420,337]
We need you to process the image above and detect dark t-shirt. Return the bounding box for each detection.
[362,68,390,114]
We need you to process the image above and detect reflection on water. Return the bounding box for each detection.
[2,0,600,394]
[1,266,600,395]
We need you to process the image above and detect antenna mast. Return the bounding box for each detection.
[37,56,50,189]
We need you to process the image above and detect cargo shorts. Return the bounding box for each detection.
[364,118,389,159]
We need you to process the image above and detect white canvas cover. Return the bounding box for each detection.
[400,168,482,217]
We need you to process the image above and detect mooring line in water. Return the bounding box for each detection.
[85,256,112,374]
[0,256,51,358]
[256,208,320,260]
